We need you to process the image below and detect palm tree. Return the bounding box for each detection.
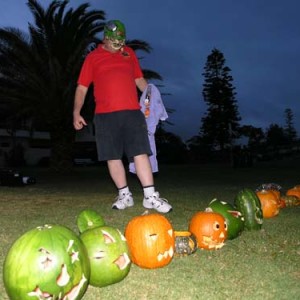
[0,0,157,171]
[0,0,106,171]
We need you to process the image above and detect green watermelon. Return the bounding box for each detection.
[77,209,105,233]
[234,188,263,230]
[3,224,90,300]
[80,225,131,287]
[207,198,244,239]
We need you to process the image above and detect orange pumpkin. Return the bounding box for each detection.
[269,189,281,206]
[286,186,300,202]
[124,213,175,269]
[256,189,280,218]
[188,211,227,250]
[255,184,282,207]
[278,198,286,209]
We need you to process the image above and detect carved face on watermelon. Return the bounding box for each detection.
[255,206,264,224]
[189,211,227,250]
[207,199,245,240]
[3,224,90,300]
[80,226,131,287]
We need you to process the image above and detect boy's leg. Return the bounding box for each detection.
[108,159,134,209]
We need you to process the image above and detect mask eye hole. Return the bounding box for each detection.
[106,21,117,31]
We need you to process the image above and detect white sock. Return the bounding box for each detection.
[119,186,130,196]
[143,186,155,198]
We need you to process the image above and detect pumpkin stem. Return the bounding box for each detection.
[205,207,213,213]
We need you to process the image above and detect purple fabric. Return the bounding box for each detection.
[129,84,168,173]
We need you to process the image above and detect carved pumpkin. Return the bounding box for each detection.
[286,186,300,202]
[278,198,287,209]
[270,189,281,202]
[256,189,280,218]
[266,190,281,208]
[3,224,90,300]
[124,213,175,269]
[188,211,227,250]
[174,231,197,256]
[80,226,131,287]
[256,183,281,207]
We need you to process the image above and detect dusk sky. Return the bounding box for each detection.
[1,0,300,142]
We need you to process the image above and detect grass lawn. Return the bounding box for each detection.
[0,159,300,300]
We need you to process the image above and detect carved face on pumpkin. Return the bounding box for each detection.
[189,211,227,250]
[125,213,175,269]
[3,224,90,300]
[80,226,131,287]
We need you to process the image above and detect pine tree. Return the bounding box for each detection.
[284,108,297,142]
[200,48,241,151]
[265,124,286,147]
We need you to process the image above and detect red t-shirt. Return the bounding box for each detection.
[77,44,144,113]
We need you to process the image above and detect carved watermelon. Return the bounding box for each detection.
[3,224,90,300]
[77,209,105,233]
[234,188,263,230]
[207,198,244,239]
[80,225,131,287]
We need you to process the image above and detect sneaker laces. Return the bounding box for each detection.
[151,193,169,205]
[115,193,131,202]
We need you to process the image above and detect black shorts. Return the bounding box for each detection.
[94,110,152,161]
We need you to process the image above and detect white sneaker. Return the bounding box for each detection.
[112,193,134,210]
[143,192,172,213]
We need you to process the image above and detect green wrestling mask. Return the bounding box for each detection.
[104,20,126,51]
